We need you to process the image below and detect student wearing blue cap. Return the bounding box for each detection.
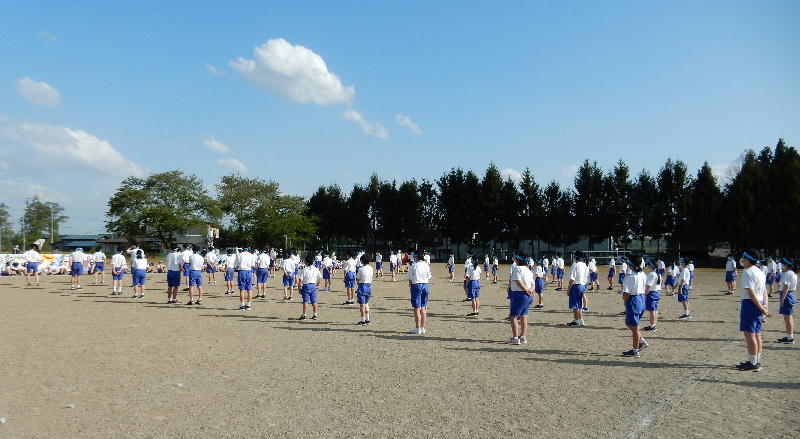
[736,249,770,371]
[777,257,796,344]
[507,253,534,344]
[622,257,649,357]
[407,251,432,334]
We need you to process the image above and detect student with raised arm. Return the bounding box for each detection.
[736,250,770,371]
[23,244,43,287]
[407,251,432,335]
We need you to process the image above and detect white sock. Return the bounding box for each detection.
[365,313,369,321]
[749,354,758,364]
[789,332,794,340]
[757,352,762,363]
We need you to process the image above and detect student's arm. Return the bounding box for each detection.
[745,287,770,316]
[623,292,630,302]
[781,283,789,306]
[514,279,531,295]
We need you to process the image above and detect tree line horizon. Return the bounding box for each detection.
[0,139,795,258]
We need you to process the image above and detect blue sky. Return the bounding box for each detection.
[1,0,798,234]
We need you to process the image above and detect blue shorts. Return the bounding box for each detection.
[224,268,234,282]
[390,263,396,272]
[322,268,331,280]
[589,272,598,283]
[376,262,383,270]
[167,270,181,287]
[780,291,796,316]
[132,268,147,286]
[189,270,202,287]
[492,265,498,275]
[282,273,294,287]
[690,271,695,282]
[568,284,586,309]
[608,268,615,278]
[183,263,190,276]
[625,294,645,326]
[678,285,689,302]
[112,267,125,280]
[557,268,564,280]
[776,273,782,283]
[656,268,665,276]
[725,271,736,282]
[740,299,763,333]
[550,266,555,275]
[70,262,83,276]
[301,283,318,304]
[410,283,429,308]
[467,279,480,299]
[238,270,253,291]
[93,262,104,273]
[448,264,454,273]
[344,271,356,289]
[766,273,774,285]
[315,261,322,269]
[535,278,545,294]
[206,265,216,273]
[645,291,660,311]
[26,262,39,274]
[357,283,372,304]
[269,260,275,268]
[618,273,625,284]
[509,290,533,317]
[256,268,268,284]
[664,275,675,287]
[484,263,489,273]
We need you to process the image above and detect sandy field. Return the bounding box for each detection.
[0,264,798,438]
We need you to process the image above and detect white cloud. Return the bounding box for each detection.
[342,109,388,139]
[711,161,740,186]
[202,134,231,153]
[1,123,144,177]
[40,31,57,42]
[500,167,523,183]
[15,77,61,108]
[229,38,355,105]
[205,63,226,77]
[216,157,247,173]
[395,114,422,135]
[561,164,578,178]
[0,179,71,204]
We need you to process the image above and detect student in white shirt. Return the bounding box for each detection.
[342,253,358,305]
[725,255,738,295]
[465,259,482,316]
[622,257,649,358]
[268,248,277,278]
[299,254,322,320]
[375,252,383,279]
[407,251,432,334]
[165,247,182,303]
[483,255,490,280]
[687,260,696,290]
[542,257,550,284]
[643,261,662,332]
[587,257,599,291]
[447,253,455,282]
[23,244,43,286]
[492,256,499,284]
[618,261,627,292]
[280,252,297,301]
[566,251,589,326]
[255,250,271,299]
[110,248,127,295]
[321,254,333,291]
[186,250,205,305]
[765,257,777,297]
[223,249,236,295]
[555,253,566,290]
[776,257,796,344]
[533,259,546,309]
[69,247,87,290]
[676,260,692,319]
[180,245,193,290]
[236,247,256,310]
[356,254,374,325]
[389,251,398,282]
[736,250,770,371]
[131,249,148,298]
[607,256,616,290]
[205,247,218,286]
[507,253,534,344]
[91,247,106,285]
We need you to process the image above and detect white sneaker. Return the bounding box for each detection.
[421,327,426,334]
[519,336,528,344]
[409,328,422,334]
[507,337,521,345]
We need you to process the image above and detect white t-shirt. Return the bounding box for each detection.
[542,258,549,268]
[375,253,382,263]
[646,271,661,292]
[781,270,797,292]
[132,257,148,270]
[657,260,665,270]
[467,266,481,281]
[620,262,628,273]
[407,260,432,284]
[569,261,589,285]
[447,255,454,265]
[390,254,397,264]
[190,253,204,271]
[111,253,126,268]
[166,252,181,271]
[343,258,357,273]
[768,261,777,274]
[509,265,534,292]
[236,251,255,270]
[281,258,297,272]
[677,266,691,285]
[70,251,86,264]
[357,264,374,284]
[687,263,695,272]
[315,254,322,263]
[626,271,647,295]
[257,253,271,269]
[726,259,736,271]
[23,250,42,263]
[301,266,322,285]
[181,249,193,264]
[535,265,545,278]
[93,251,106,262]
[493,258,499,266]
[588,259,597,272]
[205,251,217,266]
[556,258,565,269]
[741,265,767,303]
[424,254,431,264]
[322,256,332,268]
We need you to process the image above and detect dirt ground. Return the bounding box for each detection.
[0,264,798,438]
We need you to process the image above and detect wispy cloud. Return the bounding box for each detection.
[230,38,355,106]
[501,168,523,183]
[395,114,422,135]
[205,63,226,77]
[216,157,247,173]
[40,31,57,43]
[342,109,388,139]
[561,164,578,178]
[202,134,231,153]
[15,77,61,108]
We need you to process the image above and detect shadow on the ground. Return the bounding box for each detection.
[696,378,800,390]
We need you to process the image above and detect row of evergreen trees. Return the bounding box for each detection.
[307,139,798,257]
